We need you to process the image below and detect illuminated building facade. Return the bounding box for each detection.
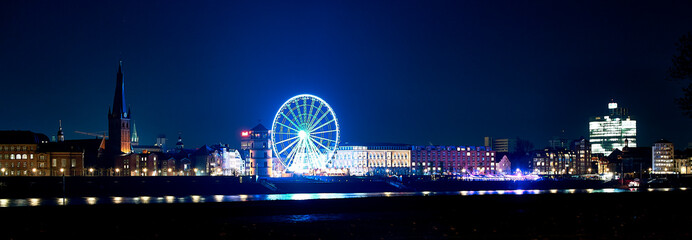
[0,131,85,176]
[652,139,675,174]
[530,148,574,175]
[331,144,411,176]
[411,146,496,175]
[492,138,517,154]
[116,152,160,176]
[245,124,273,177]
[496,155,511,174]
[572,137,592,174]
[589,101,636,155]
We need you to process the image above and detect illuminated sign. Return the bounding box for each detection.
[608,102,617,109]
[241,131,249,137]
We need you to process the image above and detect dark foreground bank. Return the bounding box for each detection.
[1,190,690,239]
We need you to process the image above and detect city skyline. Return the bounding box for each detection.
[2,0,692,149]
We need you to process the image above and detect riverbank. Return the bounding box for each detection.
[0,189,689,239]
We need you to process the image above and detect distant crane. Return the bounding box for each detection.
[74,131,108,139]
[74,131,108,150]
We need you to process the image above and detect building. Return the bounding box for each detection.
[493,138,517,154]
[0,131,50,176]
[652,139,675,174]
[411,145,496,175]
[0,131,86,176]
[571,137,592,174]
[606,144,651,177]
[115,152,160,176]
[530,147,574,175]
[246,124,273,177]
[589,100,637,155]
[496,155,511,174]
[106,61,132,158]
[332,143,411,176]
[549,136,570,149]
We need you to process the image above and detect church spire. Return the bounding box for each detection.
[112,60,128,118]
[57,120,64,142]
[131,121,139,145]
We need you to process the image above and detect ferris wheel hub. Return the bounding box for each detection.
[298,130,307,139]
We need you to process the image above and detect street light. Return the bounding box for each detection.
[115,168,120,176]
[89,168,94,176]
[32,168,36,176]
[1,168,5,176]
[60,168,65,205]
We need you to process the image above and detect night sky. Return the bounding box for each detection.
[2,0,691,149]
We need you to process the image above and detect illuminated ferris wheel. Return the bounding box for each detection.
[271,94,339,173]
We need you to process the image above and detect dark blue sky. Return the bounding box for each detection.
[2,0,691,149]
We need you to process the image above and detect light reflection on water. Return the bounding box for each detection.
[0,187,684,207]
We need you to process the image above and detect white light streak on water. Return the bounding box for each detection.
[0,187,686,207]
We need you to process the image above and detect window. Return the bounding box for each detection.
[39,162,44,168]
[61,159,66,167]
[22,154,27,159]
[11,154,15,160]
[71,159,76,168]
[30,154,33,159]
[52,159,57,167]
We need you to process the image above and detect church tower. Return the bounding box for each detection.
[57,120,65,142]
[107,61,132,154]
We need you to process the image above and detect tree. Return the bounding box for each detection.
[667,32,692,118]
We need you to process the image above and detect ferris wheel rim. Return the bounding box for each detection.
[270,94,340,172]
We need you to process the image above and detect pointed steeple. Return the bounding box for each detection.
[131,121,139,145]
[57,120,65,142]
[112,60,127,118]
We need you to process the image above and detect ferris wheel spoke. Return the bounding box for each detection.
[310,137,332,152]
[306,141,323,168]
[310,135,337,143]
[279,113,301,131]
[310,118,335,133]
[306,101,324,128]
[309,129,338,135]
[277,137,300,155]
[288,105,304,129]
[302,100,308,124]
[284,139,302,166]
[293,100,305,125]
[274,135,299,145]
[305,101,317,126]
[274,131,297,135]
[308,109,331,131]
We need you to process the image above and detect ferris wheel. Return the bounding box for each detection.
[271,94,339,173]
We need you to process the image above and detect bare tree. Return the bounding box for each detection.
[667,32,692,118]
